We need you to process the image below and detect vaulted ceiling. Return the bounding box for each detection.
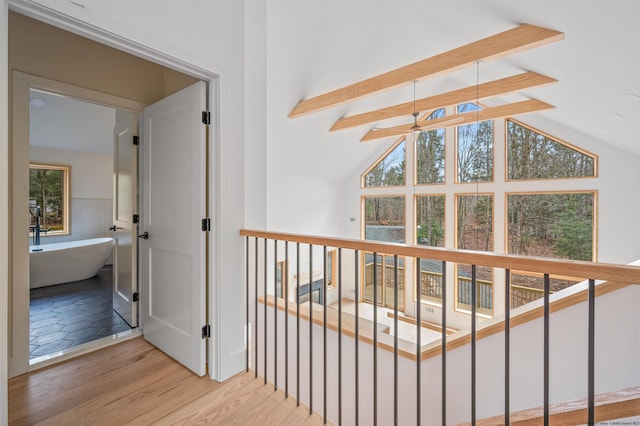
[265,0,640,182]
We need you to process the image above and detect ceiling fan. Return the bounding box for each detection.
[367,80,464,139]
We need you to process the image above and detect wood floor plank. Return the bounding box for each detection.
[9,338,324,425]
[154,374,272,425]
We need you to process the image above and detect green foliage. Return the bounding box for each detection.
[551,195,593,261]
[507,193,593,261]
[416,195,445,246]
[416,108,445,184]
[457,195,493,251]
[456,103,493,182]
[29,167,65,229]
[364,141,405,187]
[507,120,594,180]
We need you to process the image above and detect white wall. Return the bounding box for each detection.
[30,146,113,245]
[252,282,640,425]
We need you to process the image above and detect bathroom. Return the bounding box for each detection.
[27,89,132,361]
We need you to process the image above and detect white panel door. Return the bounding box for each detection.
[140,81,207,376]
[112,112,138,327]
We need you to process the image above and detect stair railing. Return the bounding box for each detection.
[240,229,640,425]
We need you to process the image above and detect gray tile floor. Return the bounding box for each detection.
[29,265,132,360]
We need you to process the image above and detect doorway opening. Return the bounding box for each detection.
[9,10,217,380]
[27,89,134,362]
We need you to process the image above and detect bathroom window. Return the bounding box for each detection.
[29,163,70,236]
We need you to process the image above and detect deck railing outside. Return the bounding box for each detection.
[457,277,493,316]
[240,229,640,425]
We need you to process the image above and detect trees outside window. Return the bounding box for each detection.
[363,138,405,187]
[29,164,70,235]
[507,192,595,307]
[361,111,598,314]
[456,194,494,315]
[416,108,445,185]
[363,196,405,243]
[415,195,445,247]
[456,103,493,183]
[507,119,595,180]
[507,192,594,261]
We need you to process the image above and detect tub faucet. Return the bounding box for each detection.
[29,206,42,247]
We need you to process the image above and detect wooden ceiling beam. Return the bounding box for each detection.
[289,24,564,118]
[330,72,557,131]
[361,99,554,142]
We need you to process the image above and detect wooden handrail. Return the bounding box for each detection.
[240,229,640,283]
[455,386,640,426]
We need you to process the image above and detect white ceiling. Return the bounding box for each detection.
[265,0,640,182]
[29,89,116,155]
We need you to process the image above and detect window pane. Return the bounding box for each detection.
[364,196,405,243]
[29,165,69,235]
[456,264,493,316]
[507,120,595,180]
[415,195,445,247]
[363,140,405,187]
[363,253,383,304]
[363,253,405,310]
[417,259,443,306]
[416,108,445,184]
[456,193,494,315]
[457,103,493,182]
[510,273,581,309]
[507,192,594,261]
[456,194,493,251]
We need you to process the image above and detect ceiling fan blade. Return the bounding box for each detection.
[361,99,554,142]
[361,116,464,141]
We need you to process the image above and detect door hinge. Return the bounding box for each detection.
[201,218,211,232]
[133,135,140,146]
[201,111,210,125]
[133,292,139,302]
[133,214,139,224]
[201,324,210,339]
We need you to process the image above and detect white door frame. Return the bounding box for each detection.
[9,71,147,378]
[1,2,10,424]
[2,0,221,392]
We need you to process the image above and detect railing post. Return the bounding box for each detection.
[323,246,327,424]
[338,248,343,426]
[471,265,477,425]
[309,244,314,415]
[373,252,378,426]
[355,249,360,426]
[285,242,289,398]
[296,243,301,407]
[393,255,399,426]
[588,278,595,425]
[543,273,550,426]
[505,269,511,425]
[254,238,259,379]
[274,240,278,391]
[416,258,422,426]
[245,236,249,373]
[442,260,447,426]
[264,238,268,385]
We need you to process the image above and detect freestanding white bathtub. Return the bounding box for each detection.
[29,237,113,289]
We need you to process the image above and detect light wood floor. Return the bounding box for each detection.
[9,337,325,425]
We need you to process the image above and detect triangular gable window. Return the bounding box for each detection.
[507,119,596,180]
[362,138,406,187]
